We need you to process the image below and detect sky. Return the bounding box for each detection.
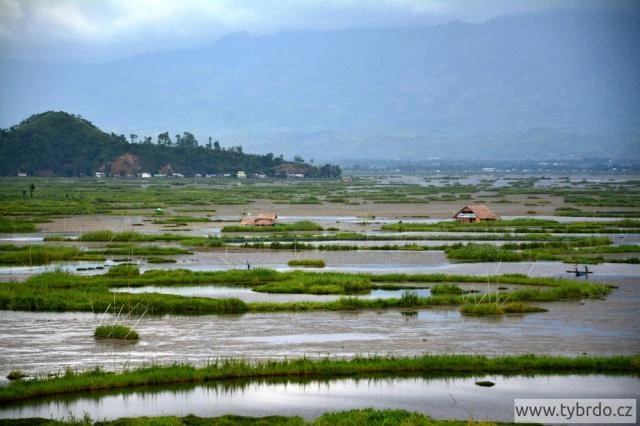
[1,0,637,62]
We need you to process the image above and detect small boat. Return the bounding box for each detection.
[566,265,593,278]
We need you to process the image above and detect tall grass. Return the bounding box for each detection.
[77,231,187,242]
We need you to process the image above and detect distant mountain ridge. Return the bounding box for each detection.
[0,111,341,177]
[0,10,638,161]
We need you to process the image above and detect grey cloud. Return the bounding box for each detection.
[0,0,636,62]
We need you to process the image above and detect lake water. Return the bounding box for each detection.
[0,374,637,422]
[0,277,638,378]
[111,286,431,303]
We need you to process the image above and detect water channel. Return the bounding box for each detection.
[0,251,638,422]
[0,374,637,422]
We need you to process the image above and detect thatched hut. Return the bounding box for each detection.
[453,205,499,223]
[240,213,279,226]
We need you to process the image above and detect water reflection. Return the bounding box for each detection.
[111,286,431,303]
[1,374,637,422]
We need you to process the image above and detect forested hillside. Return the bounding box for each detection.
[0,111,341,178]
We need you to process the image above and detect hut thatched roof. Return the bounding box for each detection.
[453,205,500,221]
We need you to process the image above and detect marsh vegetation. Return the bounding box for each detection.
[0,174,638,423]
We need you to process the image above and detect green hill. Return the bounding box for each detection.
[0,111,341,178]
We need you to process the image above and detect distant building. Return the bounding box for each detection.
[237,171,247,179]
[240,213,278,226]
[453,205,500,223]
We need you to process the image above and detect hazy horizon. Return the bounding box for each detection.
[1,1,639,162]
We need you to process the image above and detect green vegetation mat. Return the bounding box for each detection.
[0,268,612,316]
[287,259,326,268]
[382,218,640,234]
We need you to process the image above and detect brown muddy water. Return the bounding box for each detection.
[0,374,638,422]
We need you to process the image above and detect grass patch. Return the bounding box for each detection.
[287,259,326,268]
[0,219,38,233]
[0,409,531,425]
[106,264,140,277]
[146,257,177,264]
[94,324,139,340]
[92,245,189,256]
[0,244,104,265]
[76,231,187,242]
[461,302,547,316]
[254,272,370,295]
[222,221,323,233]
[0,269,613,315]
[443,237,629,264]
[383,218,640,234]
[0,354,637,404]
[152,215,212,224]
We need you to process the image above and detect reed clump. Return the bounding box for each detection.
[6,370,26,380]
[288,259,326,268]
[94,324,139,340]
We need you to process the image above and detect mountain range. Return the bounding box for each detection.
[1,10,638,162]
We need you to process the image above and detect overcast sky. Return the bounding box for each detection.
[0,0,637,62]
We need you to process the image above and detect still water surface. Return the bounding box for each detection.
[0,375,637,422]
[111,286,431,302]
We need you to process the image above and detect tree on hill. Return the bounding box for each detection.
[0,111,127,176]
[0,111,341,178]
